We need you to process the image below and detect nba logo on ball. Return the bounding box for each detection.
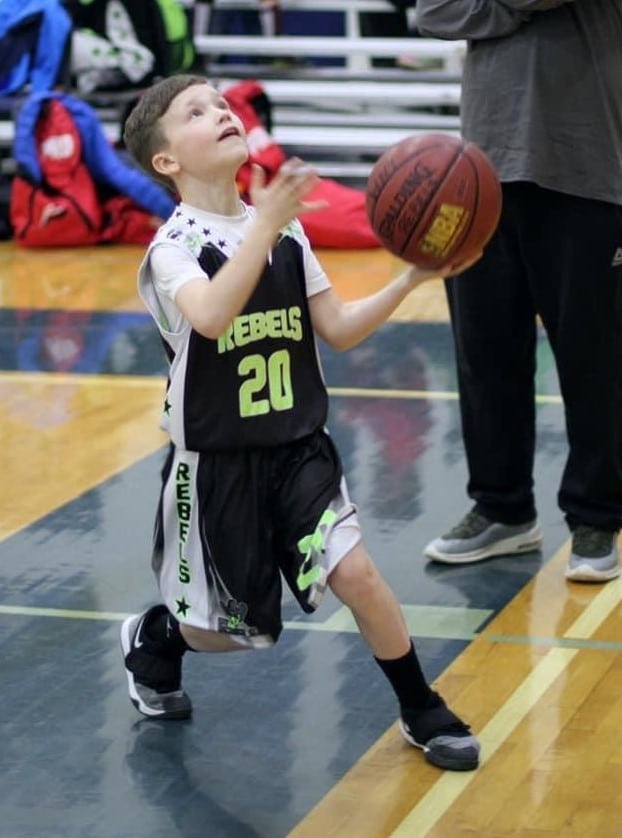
[366,133,502,270]
[419,203,468,260]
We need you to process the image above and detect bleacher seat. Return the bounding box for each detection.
[0,1,465,184]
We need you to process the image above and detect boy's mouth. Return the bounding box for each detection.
[218,127,241,141]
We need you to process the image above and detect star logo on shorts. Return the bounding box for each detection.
[175,597,190,617]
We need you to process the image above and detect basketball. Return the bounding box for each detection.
[366,133,502,270]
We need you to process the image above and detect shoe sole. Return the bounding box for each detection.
[425,525,543,565]
[398,719,479,771]
[565,563,621,583]
[120,616,190,720]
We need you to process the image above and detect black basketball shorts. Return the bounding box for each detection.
[151,430,361,647]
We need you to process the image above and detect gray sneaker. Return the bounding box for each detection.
[399,692,480,771]
[565,526,620,582]
[425,509,543,564]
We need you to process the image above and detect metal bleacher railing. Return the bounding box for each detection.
[190,0,465,180]
[0,1,465,185]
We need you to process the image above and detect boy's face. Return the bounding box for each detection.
[153,83,248,184]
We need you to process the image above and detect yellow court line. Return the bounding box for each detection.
[0,604,488,644]
[0,370,165,388]
[329,387,562,404]
[390,551,622,837]
[0,605,131,621]
[0,371,563,404]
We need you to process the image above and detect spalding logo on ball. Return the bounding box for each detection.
[366,133,502,270]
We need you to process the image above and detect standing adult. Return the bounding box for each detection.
[416,1,622,581]
[359,1,413,68]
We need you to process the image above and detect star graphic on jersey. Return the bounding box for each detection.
[175,209,183,218]
[164,398,172,415]
[187,217,196,227]
[175,597,190,617]
[218,239,226,248]
[202,228,211,237]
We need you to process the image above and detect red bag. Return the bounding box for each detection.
[223,80,380,249]
[100,195,161,245]
[10,99,102,246]
[10,98,163,247]
[297,179,380,249]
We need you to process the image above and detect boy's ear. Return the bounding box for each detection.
[152,150,180,179]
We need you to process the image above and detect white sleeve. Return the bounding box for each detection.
[149,242,208,300]
[301,236,331,298]
[150,229,330,304]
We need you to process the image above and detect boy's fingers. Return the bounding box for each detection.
[280,157,304,175]
[280,160,317,183]
[250,163,266,191]
[299,199,330,214]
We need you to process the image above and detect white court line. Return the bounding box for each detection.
[390,570,622,836]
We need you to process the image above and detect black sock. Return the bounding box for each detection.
[375,642,433,713]
[143,605,190,657]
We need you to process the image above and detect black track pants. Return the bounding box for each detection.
[445,181,622,531]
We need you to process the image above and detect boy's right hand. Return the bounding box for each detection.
[249,160,329,232]
[405,249,484,289]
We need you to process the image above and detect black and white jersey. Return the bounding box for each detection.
[139,203,331,451]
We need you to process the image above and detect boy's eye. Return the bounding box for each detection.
[189,108,203,118]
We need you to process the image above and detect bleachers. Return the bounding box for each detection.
[196,34,466,74]
[0,1,465,184]
[191,0,464,179]
[191,0,465,73]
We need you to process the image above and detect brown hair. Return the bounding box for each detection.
[123,74,209,190]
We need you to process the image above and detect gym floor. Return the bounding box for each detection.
[1,242,620,838]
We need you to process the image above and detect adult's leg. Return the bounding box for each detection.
[525,188,622,531]
[445,182,538,523]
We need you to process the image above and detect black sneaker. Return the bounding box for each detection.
[121,611,192,720]
[400,692,480,771]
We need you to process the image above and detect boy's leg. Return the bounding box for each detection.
[121,604,248,720]
[123,444,281,719]
[328,544,480,771]
[121,604,192,720]
[274,432,479,770]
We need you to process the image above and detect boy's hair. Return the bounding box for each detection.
[123,74,209,191]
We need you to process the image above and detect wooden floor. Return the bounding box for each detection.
[294,549,622,837]
[1,240,621,837]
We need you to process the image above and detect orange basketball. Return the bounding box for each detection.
[366,133,502,270]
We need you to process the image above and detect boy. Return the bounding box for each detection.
[121,74,480,772]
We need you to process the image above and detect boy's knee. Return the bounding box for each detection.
[181,624,272,652]
[328,548,379,601]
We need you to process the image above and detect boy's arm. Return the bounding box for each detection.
[174,216,282,338]
[309,256,479,353]
[174,162,325,339]
[415,0,575,40]
[309,269,423,353]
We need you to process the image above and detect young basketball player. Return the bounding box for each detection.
[120,74,480,772]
